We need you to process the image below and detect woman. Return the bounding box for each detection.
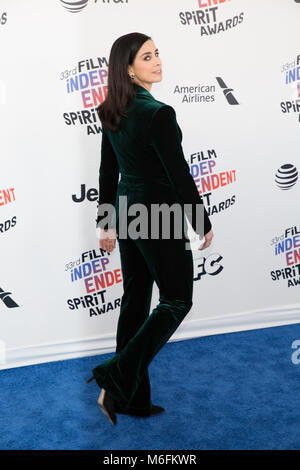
[87,32,214,425]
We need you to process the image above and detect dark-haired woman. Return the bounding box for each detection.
[87,32,213,425]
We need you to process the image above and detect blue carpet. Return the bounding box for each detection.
[1,323,300,450]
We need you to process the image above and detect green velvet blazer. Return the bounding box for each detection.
[96,83,212,237]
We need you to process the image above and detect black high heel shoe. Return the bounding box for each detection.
[115,402,165,417]
[86,376,117,426]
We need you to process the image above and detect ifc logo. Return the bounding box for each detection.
[275,164,298,190]
[60,0,89,13]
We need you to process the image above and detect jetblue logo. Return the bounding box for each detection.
[72,184,98,203]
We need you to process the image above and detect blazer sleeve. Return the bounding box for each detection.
[96,129,119,230]
[150,105,212,236]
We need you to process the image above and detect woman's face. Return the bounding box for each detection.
[128,39,162,90]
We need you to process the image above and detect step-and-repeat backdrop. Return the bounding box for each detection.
[1,0,300,369]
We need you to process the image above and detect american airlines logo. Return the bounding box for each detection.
[216,77,239,105]
[173,77,239,105]
[0,287,19,308]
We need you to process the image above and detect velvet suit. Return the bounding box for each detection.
[93,83,212,416]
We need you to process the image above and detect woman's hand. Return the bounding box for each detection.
[99,228,117,253]
[198,229,214,250]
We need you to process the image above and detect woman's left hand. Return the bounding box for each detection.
[99,228,117,253]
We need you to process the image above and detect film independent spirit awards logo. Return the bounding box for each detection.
[64,247,123,318]
[178,0,244,36]
[61,54,108,135]
[59,0,129,14]
[270,225,300,288]
[281,53,300,123]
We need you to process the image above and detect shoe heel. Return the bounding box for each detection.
[98,389,117,426]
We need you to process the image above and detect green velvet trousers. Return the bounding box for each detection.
[92,175,194,416]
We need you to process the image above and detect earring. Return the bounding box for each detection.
[130,74,135,79]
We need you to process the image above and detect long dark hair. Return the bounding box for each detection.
[96,32,151,132]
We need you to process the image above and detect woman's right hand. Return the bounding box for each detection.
[99,228,117,253]
[198,229,214,250]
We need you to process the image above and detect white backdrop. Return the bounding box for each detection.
[1,0,299,370]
